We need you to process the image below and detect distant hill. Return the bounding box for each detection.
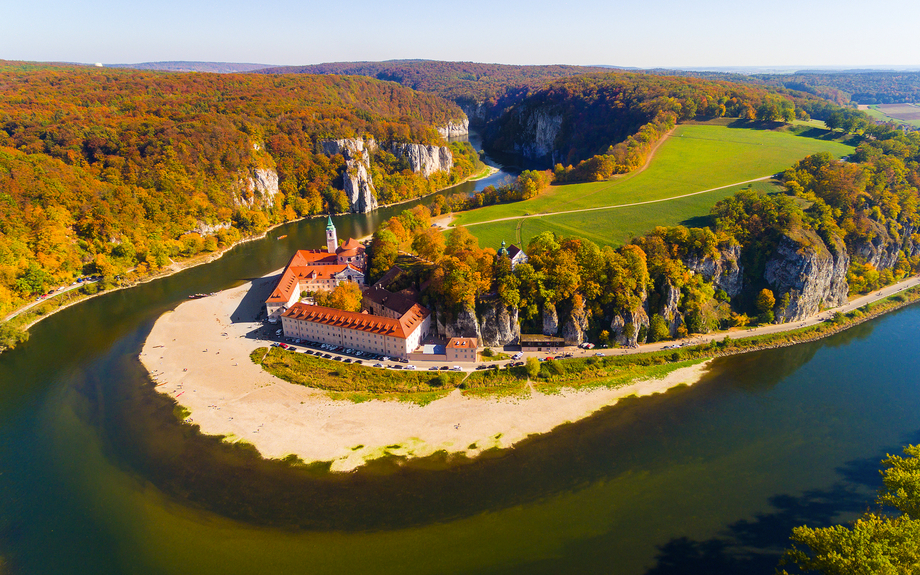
[257,60,609,110]
[107,61,273,73]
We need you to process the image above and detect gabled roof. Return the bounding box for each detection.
[447,337,478,349]
[363,284,419,316]
[507,244,525,259]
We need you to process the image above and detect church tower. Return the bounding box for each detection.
[326,216,338,254]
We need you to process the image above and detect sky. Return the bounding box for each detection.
[3,0,919,69]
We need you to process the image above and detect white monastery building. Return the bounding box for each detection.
[265,217,366,318]
[280,302,431,360]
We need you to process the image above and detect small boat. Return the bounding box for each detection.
[277,235,287,240]
[188,293,208,299]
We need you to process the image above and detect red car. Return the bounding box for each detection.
[279,343,289,349]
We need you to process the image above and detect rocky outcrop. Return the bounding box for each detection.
[459,102,488,124]
[610,305,650,347]
[437,118,470,139]
[851,219,902,271]
[435,306,482,341]
[479,301,520,347]
[765,228,850,323]
[683,244,744,297]
[542,303,559,335]
[236,167,279,208]
[660,282,684,337]
[318,138,378,213]
[561,299,590,345]
[390,143,454,177]
[192,221,231,236]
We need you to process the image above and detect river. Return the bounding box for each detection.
[1,139,918,574]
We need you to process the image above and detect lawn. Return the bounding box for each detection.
[472,180,783,249]
[453,121,854,247]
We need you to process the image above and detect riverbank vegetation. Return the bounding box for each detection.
[251,346,464,405]
[0,63,478,317]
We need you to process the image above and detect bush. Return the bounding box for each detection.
[648,314,669,343]
[525,356,540,378]
[81,283,99,295]
[757,310,775,325]
[481,348,494,357]
[0,322,29,350]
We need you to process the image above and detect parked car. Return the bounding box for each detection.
[373,363,384,368]
[428,366,439,371]
[451,366,462,371]
[440,366,450,371]
[405,365,417,370]
[279,343,289,349]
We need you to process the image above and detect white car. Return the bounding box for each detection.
[405,365,417,370]
[451,366,462,371]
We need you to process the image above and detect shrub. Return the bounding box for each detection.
[525,356,540,378]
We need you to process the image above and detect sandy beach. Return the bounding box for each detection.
[140,276,711,472]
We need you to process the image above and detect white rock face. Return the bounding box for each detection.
[318,138,378,213]
[437,118,470,139]
[765,228,850,323]
[390,143,454,177]
[236,167,279,208]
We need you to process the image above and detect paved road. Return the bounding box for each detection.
[3,280,99,323]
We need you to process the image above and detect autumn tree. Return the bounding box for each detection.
[313,282,363,312]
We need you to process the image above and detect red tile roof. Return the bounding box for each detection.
[282,302,429,340]
[447,337,478,349]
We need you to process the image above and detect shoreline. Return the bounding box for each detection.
[140,271,920,472]
[140,279,712,472]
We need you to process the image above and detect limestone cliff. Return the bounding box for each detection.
[610,305,650,347]
[850,219,908,271]
[437,118,470,139]
[561,299,590,345]
[683,244,744,297]
[660,282,684,337]
[435,306,482,341]
[235,167,279,208]
[318,137,378,213]
[390,143,454,177]
[479,301,520,347]
[542,303,559,335]
[765,227,850,323]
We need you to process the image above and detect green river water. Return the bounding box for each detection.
[2,157,920,574]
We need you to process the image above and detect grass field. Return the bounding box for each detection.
[863,103,920,128]
[454,121,854,248]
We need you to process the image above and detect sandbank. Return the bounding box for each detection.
[140,277,710,472]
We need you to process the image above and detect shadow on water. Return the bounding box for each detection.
[638,431,920,575]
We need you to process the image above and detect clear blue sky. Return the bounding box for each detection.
[3,0,918,69]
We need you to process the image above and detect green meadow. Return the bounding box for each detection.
[456,121,854,248]
[863,104,920,128]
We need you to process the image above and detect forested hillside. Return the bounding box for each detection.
[753,71,920,105]
[483,72,827,176]
[0,63,480,315]
[257,60,607,112]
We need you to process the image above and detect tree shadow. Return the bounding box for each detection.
[678,214,714,229]
[641,432,920,575]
